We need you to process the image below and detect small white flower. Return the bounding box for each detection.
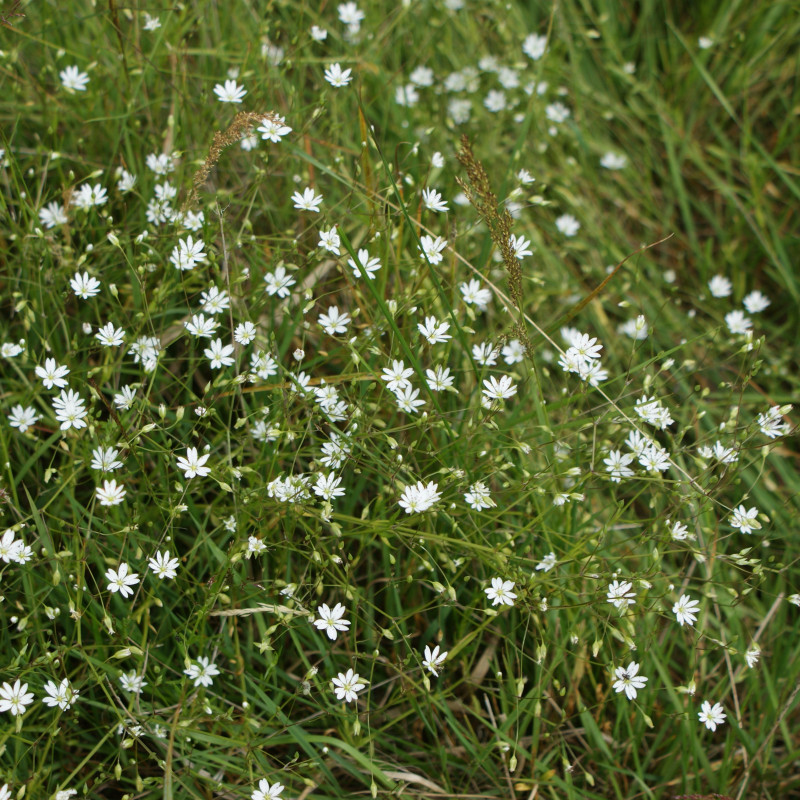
[708,275,732,298]
[105,563,140,598]
[184,656,220,687]
[555,213,580,236]
[612,661,647,700]
[291,187,323,213]
[176,446,211,479]
[313,603,351,641]
[96,479,126,507]
[324,63,353,87]
[0,679,35,716]
[422,645,448,676]
[148,550,180,580]
[213,79,247,103]
[698,700,726,731]
[485,577,517,607]
[331,668,365,703]
[252,780,284,800]
[672,594,700,627]
[60,65,89,92]
[42,678,78,711]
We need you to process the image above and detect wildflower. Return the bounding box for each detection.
[394,385,425,414]
[313,472,346,501]
[725,310,752,335]
[381,359,413,393]
[464,481,494,510]
[634,395,674,429]
[555,213,580,236]
[601,152,628,170]
[460,279,492,310]
[143,13,160,30]
[508,234,533,259]
[338,1,365,30]
[148,550,180,580]
[177,446,211,479]
[743,290,770,313]
[0,680,34,717]
[313,603,351,641]
[757,406,791,439]
[536,552,557,572]
[472,341,499,365]
[39,201,68,228]
[729,504,761,534]
[318,306,352,335]
[639,445,670,473]
[204,338,235,369]
[72,184,107,209]
[70,271,101,299]
[745,646,760,668]
[7,405,39,433]
[119,671,147,694]
[708,275,732,298]
[185,314,218,338]
[291,187,323,212]
[35,357,70,389]
[252,780,284,800]
[482,375,517,402]
[257,115,292,142]
[398,481,441,514]
[522,33,548,60]
[310,25,328,41]
[318,227,341,255]
[698,701,726,731]
[418,316,451,344]
[607,579,636,610]
[95,322,126,347]
[42,678,78,711]
[672,594,700,626]
[234,321,257,345]
[422,645,448,676]
[422,188,449,212]
[604,450,634,482]
[114,385,137,409]
[395,83,420,106]
[106,563,140,598]
[52,389,88,430]
[170,235,207,271]
[0,530,23,564]
[264,265,296,297]
[426,364,454,391]
[348,248,381,279]
[332,668,365,703]
[485,577,517,607]
[146,152,176,174]
[612,662,648,700]
[324,63,353,87]
[200,286,231,314]
[96,479,126,507]
[213,79,247,103]
[60,65,89,92]
[184,656,220,687]
[484,90,507,112]
[517,168,535,184]
[418,235,447,264]
[668,519,690,541]
[89,454,122,483]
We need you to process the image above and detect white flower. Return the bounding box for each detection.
[148,550,180,579]
[348,248,381,279]
[310,25,328,41]
[291,187,323,212]
[604,450,634,482]
[39,201,68,228]
[252,780,284,800]
[324,63,353,87]
[318,227,341,255]
[708,275,732,298]
[200,286,230,314]
[418,235,447,264]
[35,357,70,389]
[213,79,247,103]
[485,577,517,607]
[331,668,365,703]
[555,213,580,236]
[422,188,449,213]
[0,679,35,716]
[729,504,761,534]
[119,671,147,694]
[398,480,441,514]
[70,271,101,298]
[464,481,494,510]
[725,310,752,335]
[418,316,451,345]
[546,102,571,123]
[72,184,107,209]
[522,33,548,60]
[607,579,635,611]
[95,322,126,347]
[96,479,126,507]
[601,152,628,170]
[672,594,700,627]
[395,83,419,106]
[460,279,492,310]
[508,234,533,259]
[42,678,78,711]
[698,700,726,731]
[184,656,220,687]
[204,338,235,369]
[756,406,791,439]
[743,290,770,313]
[381,360,414,393]
[263,265,296,298]
[105,563,140,598]
[393,385,424,414]
[313,472,346,501]
[257,115,292,142]
[318,306,351,335]
[745,646,760,669]
[234,322,257,345]
[482,375,517,402]
[422,645,448,676]
[612,661,647,700]
[426,364,454,391]
[313,602,351,641]
[52,389,88,430]
[536,552,556,572]
[176,446,211,479]
[502,339,525,364]
[60,65,89,92]
[170,235,207,271]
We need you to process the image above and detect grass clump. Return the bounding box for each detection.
[0,1,798,799]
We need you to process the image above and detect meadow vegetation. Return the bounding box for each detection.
[0,1,798,798]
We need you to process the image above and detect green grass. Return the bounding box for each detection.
[0,0,799,798]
